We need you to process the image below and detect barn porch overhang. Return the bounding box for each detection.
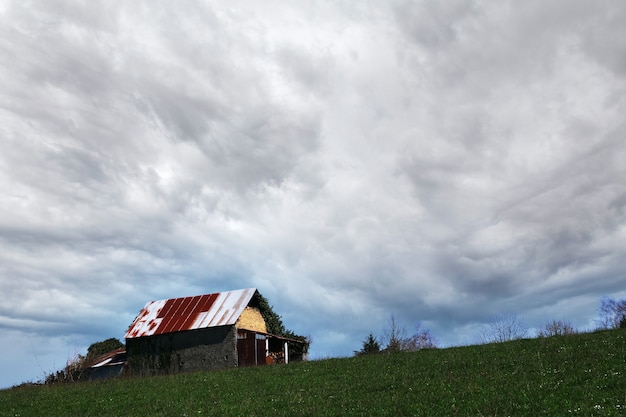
[236,329,307,366]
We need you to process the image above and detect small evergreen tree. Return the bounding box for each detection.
[355,333,380,356]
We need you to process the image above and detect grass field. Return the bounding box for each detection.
[2,329,625,416]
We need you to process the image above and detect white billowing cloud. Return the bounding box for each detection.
[1,0,625,388]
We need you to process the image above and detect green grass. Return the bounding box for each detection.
[2,329,625,416]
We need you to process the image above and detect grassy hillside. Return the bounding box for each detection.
[2,329,625,416]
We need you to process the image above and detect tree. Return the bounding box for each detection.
[597,297,626,329]
[381,314,407,353]
[381,315,438,353]
[479,313,528,343]
[254,293,310,359]
[355,333,381,356]
[403,323,438,351]
[85,338,125,362]
[537,320,577,337]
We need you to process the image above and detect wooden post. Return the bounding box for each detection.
[284,341,289,364]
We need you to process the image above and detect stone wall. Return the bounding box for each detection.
[126,325,237,376]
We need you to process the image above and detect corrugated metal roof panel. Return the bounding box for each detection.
[83,348,127,369]
[124,288,257,339]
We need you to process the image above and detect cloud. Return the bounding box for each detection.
[1,0,625,388]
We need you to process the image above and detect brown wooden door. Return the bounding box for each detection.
[237,335,256,367]
[256,336,266,366]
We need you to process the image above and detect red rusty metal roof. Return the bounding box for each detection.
[124,288,258,339]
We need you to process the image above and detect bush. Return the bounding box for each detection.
[379,315,437,353]
[403,324,437,350]
[44,354,84,384]
[479,313,528,344]
[597,297,626,329]
[537,320,577,337]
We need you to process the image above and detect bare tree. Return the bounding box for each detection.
[597,297,626,329]
[402,323,438,351]
[537,320,577,337]
[381,314,408,353]
[479,313,528,343]
[381,315,438,352]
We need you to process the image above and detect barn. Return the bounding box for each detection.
[124,288,307,376]
[82,348,127,380]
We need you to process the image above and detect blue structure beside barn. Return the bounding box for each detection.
[82,348,127,380]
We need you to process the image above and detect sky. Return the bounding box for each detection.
[1,0,625,389]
